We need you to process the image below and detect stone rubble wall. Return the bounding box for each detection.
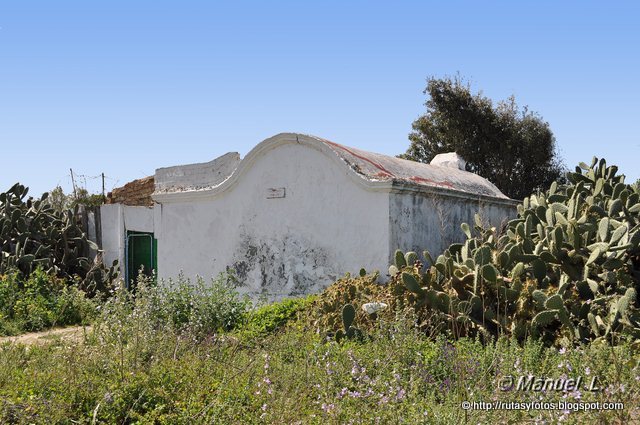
[106,176,155,206]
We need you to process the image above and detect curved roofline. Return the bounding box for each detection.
[152,133,518,206]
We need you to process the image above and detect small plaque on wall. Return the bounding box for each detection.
[266,187,286,199]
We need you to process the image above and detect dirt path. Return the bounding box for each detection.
[0,325,92,346]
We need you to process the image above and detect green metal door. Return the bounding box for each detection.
[126,231,157,289]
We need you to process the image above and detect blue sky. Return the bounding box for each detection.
[1,1,639,197]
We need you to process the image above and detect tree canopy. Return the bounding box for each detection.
[403,76,564,200]
[48,185,105,213]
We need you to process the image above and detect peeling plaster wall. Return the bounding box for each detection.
[389,191,517,263]
[156,143,390,300]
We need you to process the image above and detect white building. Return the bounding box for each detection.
[100,133,517,299]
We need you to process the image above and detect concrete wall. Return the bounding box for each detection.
[100,204,123,269]
[156,142,390,299]
[155,152,240,192]
[100,203,154,271]
[389,189,517,263]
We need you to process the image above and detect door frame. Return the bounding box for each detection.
[124,231,157,289]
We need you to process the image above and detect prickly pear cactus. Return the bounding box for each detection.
[389,157,640,345]
[0,183,117,295]
[309,271,404,336]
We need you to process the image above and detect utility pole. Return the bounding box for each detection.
[70,168,77,199]
[101,173,105,203]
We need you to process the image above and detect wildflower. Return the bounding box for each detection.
[321,403,335,413]
[585,367,591,376]
[325,362,335,375]
[558,347,567,355]
[263,353,271,370]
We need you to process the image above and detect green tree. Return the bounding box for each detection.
[47,186,104,213]
[71,187,105,208]
[48,185,71,212]
[403,76,564,200]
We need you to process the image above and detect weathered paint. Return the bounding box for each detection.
[101,133,518,300]
[314,135,509,199]
[154,140,390,299]
[389,189,516,264]
[155,152,240,192]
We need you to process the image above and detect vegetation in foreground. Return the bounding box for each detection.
[0,268,96,336]
[1,156,639,423]
[0,275,638,424]
[0,183,117,296]
[382,157,640,347]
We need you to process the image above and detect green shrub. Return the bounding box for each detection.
[96,271,251,342]
[241,296,315,338]
[0,271,20,323]
[307,272,401,335]
[0,268,96,335]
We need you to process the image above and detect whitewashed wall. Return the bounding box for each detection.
[155,142,390,299]
[100,203,154,273]
[101,134,518,300]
